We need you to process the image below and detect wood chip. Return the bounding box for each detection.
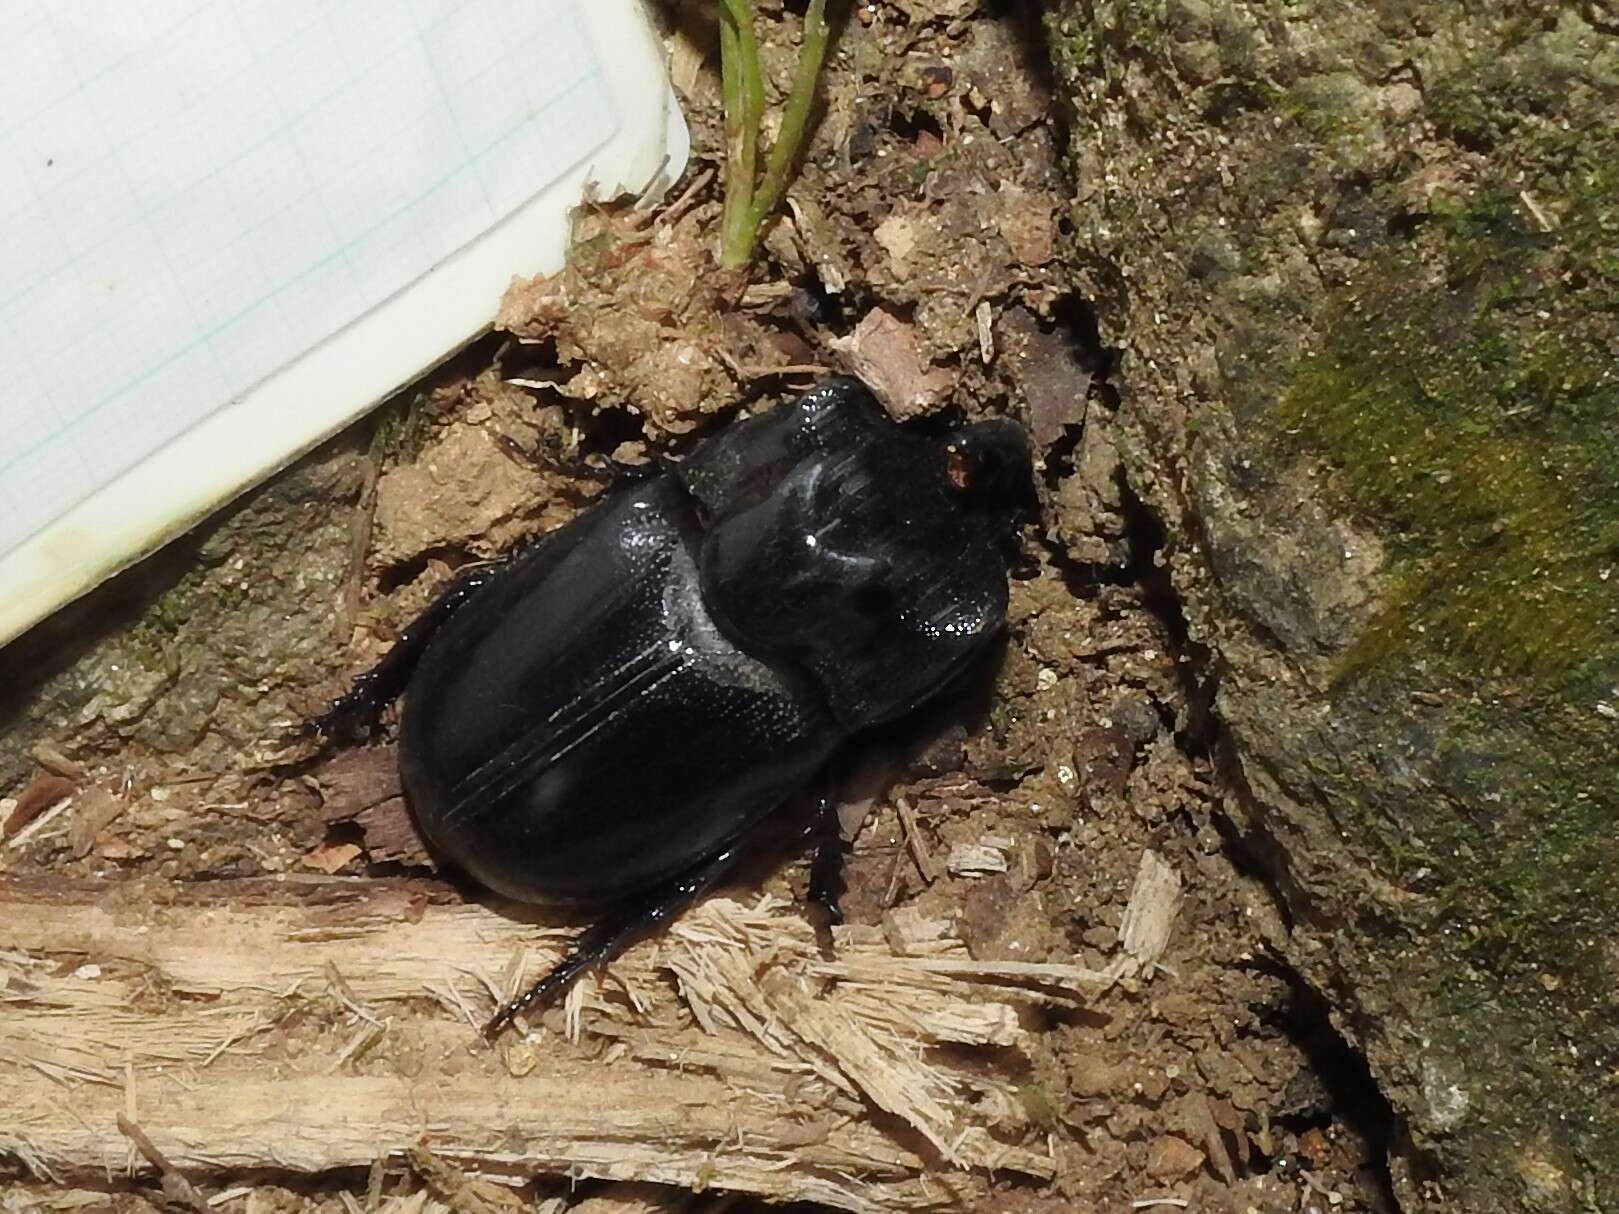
[664,27,707,102]
[30,743,86,780]
[874,214,918,268]
[301,843,363,875]
[1116,850,1183,978]
[1144,1135,1204,1181]
[317,748,430,867]
[408,1143,526,1214]
[831,309,954,420]
[3,775,74,839]
[999,307,1090,449]
[353,800,433,868]
[893,798,938,884]
[945,838,1012,877]
[67,786,127,858]
[317,748,404,821]
[117,1114,212,1214]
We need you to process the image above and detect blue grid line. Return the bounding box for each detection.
[0,65,606,479]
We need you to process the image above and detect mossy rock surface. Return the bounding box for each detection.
[1046,1,1619,1208]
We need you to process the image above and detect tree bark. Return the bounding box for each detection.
[1044,3,1619,1209]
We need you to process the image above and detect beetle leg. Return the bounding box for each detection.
[482,838,746,1040]
[306,561,508,739]
[494,430,669,488]
[806,786,847,931]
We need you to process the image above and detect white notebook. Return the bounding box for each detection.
[0,0,688,646]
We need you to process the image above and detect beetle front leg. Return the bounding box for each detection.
[307,561,508,740]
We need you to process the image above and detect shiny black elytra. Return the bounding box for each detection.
[313,377,1031,1038]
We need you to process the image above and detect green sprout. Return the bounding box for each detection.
[715,0,831,270]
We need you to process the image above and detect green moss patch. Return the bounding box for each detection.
[1275,136,1619,694]
[1271,110,1619,1199]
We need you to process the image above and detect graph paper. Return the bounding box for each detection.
[0,0,687,645]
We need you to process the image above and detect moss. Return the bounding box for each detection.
[1268,103,1619,974]
[1266,114,1619,1200]
[1276,72,1371,144]
[369,388,432,464]
[1429,12,1617,153]
[1273,144,1619,693]
[1045,0,1619,1199]
[1104,0,1172,57]
[1046,0,1174,87]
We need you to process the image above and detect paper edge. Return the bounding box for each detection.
[0,0,687,650]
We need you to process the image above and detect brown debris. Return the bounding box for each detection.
[496,210,762,438]
[300,843,363,875]
[352,801,433,868]
[407,1143,527,1214]
[4,774,74,839]
[873,212,921,274]
[317,748,404,817]
[372,421,536,566]
[999,307,1090,449]
[832,308,956,420]
[29,743,85,780]
[893,797,940,885]
[994,183,1057,269]
[1144,1135,1205,1182]
[316,748,430,868]
[116,1114,212,1214]
[66,786,126,858]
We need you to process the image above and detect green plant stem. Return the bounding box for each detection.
[716,0,830,270]
[718,0,764,265]
[717,12,749,260]
[746,0,828,234]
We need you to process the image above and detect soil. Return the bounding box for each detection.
[1,4,1406,1213]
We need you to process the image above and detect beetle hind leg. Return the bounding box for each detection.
[806,787,847,932]
[483,839,746,1040]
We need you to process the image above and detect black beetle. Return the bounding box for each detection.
[314,377,1031,1037]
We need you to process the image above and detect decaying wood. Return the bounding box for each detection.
[0,874,1134,1211]
[115,1114,211,1214]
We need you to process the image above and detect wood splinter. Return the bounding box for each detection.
[116,1114,211,1214]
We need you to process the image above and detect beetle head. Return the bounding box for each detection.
[944,419,1033,505]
